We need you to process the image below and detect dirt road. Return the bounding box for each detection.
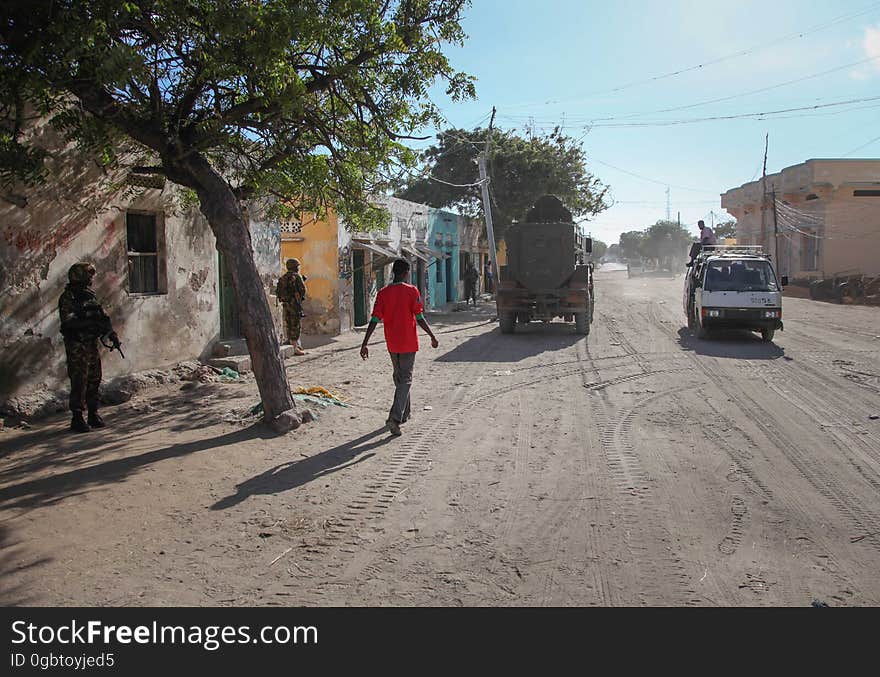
[2,268,879,606]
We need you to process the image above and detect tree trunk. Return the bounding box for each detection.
[181,154,299,433]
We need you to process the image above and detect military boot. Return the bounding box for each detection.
[71,411,91,433]
[87,409,106,428]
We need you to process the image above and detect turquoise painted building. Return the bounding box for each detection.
[426,207,460,308]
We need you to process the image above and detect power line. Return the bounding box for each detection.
[587,156,719,194]
[585,95,880,128]
[842,134,880,157]
[501,2,880,110]
[591,55,880,123]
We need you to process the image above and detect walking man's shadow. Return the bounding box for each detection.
[211,427,392,510]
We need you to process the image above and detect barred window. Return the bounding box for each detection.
[126,212,164,294]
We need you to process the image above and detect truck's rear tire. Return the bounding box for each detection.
[575,312,590,335]
[760,327,775,343]
[500,313,516,334]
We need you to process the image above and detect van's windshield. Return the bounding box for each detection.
[703,259,778,292]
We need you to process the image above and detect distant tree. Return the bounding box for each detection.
[589,238,607,261]
[715,219,737,239]
[606,243,620,261]
[0,0,474,432]
[395,127,609,241]
[618,230,646,261]
[642,220,692,267]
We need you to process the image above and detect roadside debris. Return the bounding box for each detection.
[292,386,349,407]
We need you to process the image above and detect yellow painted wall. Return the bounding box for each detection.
[496,240,507,266]
[280,210,341,334]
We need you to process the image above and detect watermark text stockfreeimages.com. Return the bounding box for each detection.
[11,620,318,652]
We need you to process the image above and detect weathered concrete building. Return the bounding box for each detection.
[0,140,281,411]
[426,208,462,308]
[281,196,454,330]
[721,159,880,279]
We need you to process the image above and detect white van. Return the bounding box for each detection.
[683,245,787,342]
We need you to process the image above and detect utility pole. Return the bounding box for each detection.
[771,189,780,270]
[478,106,499,295]
[666,186,671,222]
[761,133,769,251]
[677,211,680,228]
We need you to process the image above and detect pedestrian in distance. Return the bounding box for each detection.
[359,258,439,436]
[464,262,479,306]
[58,262,122,433]
[276,258,307,355]
[484,260,494,294]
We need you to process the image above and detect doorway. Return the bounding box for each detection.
[353,249,367,326]
[445,256,454,302]
[218,253,242,338]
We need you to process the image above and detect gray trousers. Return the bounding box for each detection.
[388,352,415,424]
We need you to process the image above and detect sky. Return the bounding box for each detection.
[416,0,880,246]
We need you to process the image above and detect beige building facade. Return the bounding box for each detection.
[721,159,880,279]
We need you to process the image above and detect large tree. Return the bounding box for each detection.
[715,219,737,240]
[395,127,609,241]
[0,0,474,433]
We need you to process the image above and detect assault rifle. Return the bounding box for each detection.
[100,331,125,359]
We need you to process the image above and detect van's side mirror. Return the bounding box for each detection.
[780,275,789,287]
[584,237,593,254]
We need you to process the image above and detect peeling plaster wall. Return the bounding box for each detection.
[246,206,283,334]
[1,179,221,399]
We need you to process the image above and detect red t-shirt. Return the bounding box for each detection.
[370,282,424,353]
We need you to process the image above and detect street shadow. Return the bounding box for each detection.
[0,381,256,484]
[211,427,391,509]
[676,327,785,360]
[438,322,582,363]
[0,424,273,511]
[0,524,51,606]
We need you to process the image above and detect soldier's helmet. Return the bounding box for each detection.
[68,262,97,284]
[285,258,301,271]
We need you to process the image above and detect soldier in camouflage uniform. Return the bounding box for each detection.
[58,262,119,433]
[275,258,307,355]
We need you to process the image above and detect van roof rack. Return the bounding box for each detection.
[699,244,768,257]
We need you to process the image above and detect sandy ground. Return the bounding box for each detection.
[2,270,879,606]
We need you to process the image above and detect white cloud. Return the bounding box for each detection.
[863,24,880,71]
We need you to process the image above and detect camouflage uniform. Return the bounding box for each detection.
[59,262,116,431]
[275,259,307,348]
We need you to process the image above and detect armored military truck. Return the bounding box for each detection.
[497,195,593,334]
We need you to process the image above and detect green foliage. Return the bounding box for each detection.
[0,0,475,227]
[618,230,646,261]
[715,219,737,239]
[589,238,607,261]
[618,220,692,266]
[395,126,609,240]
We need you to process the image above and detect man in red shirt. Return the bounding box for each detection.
[360,259,439,436]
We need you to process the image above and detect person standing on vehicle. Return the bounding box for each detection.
[359,259,439,436]
[698,219,717,246]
